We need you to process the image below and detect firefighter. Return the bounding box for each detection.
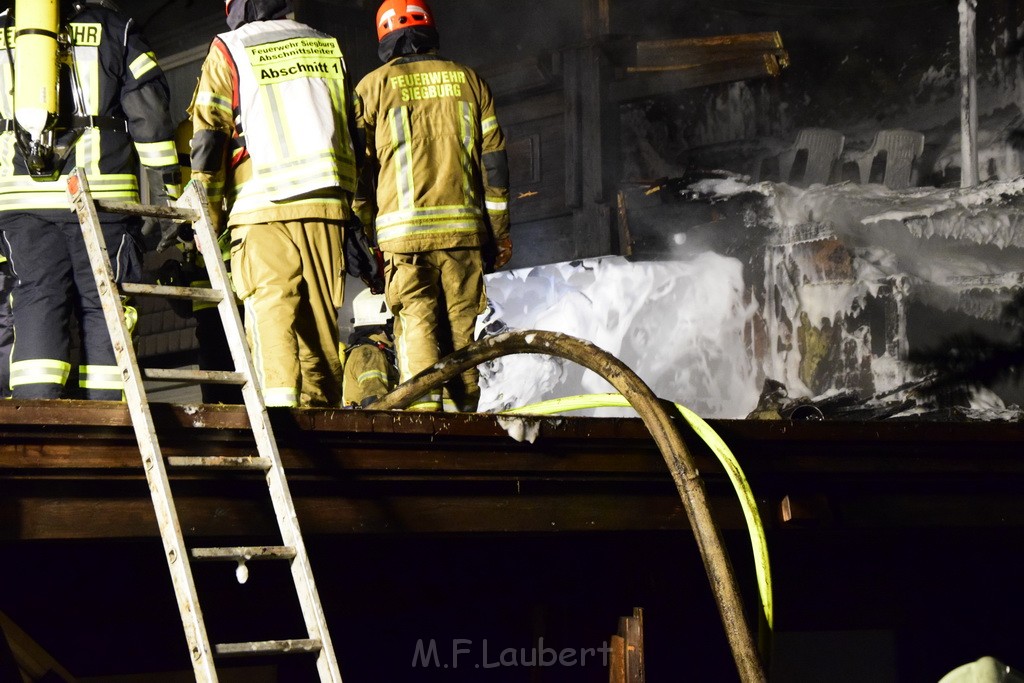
[155,119,241,404]
[0,1,180,400]
[189,0,361,408]
[343,288,398,408]
[354,0,512,413]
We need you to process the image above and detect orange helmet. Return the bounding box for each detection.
[376,0,434,42]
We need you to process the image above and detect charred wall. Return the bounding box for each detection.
[141,0,1024,264]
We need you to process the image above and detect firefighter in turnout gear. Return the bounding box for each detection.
[0,0,180,400]
[343,288,397,408]
[158,119,241,404]
[189,0,361,407]
[354,0,512,412]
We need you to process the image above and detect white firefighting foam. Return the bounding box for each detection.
[479,178,1024,418]
[478,253,760,418]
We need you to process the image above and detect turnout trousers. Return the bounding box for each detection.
[342,340,395,407]
[230,219,345,407]
[384,248,486,412]
[0,214,142,399]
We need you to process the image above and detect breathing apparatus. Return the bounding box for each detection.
[8,0,92,179]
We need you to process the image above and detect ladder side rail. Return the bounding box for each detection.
[68,169,219,683]
[177,182,344,683]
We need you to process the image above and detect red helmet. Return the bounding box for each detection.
[376,0,434,42]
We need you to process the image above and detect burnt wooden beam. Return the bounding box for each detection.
[613,53,788,103]
[633,32,787,69]
[610,31,789,103]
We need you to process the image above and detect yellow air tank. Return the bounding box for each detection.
[13,0,59,177]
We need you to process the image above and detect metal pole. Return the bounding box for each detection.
[959,0,979,187]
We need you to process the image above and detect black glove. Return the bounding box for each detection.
[142,217,190,253]
[141,166,188,252]
[154,258,195,319]
[483,237,513,274]
[344,217,385,294]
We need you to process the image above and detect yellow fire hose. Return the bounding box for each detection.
[503,393,773,662]
[371,330,768,682]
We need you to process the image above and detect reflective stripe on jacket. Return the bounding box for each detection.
[191,19,358,228]
[0,5,180,212]
[354,53,509,254]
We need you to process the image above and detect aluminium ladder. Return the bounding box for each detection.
[66,168,343,682]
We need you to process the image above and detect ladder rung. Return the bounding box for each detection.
[143,368,247,385]
[95,199,200,222]
[214,639,322,658]
[167,456,272,470]
[191,546,297,562]
[121,282,223,302]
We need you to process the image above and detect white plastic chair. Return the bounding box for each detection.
[852,129,925,189]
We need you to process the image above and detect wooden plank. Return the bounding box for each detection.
[0,611,76,682]
[575,44,616,258]
[624,607,645,682]
[581,45,606,206]
[562,48,582,209]
[2,402,1023,475]
[614,53,787,102]
[628,52,787,73]
[2,402,1024,541]
[635,32,784,68]
[1,491,732,540]
[608,634,625,683]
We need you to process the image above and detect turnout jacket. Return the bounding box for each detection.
[189,19,360,230]
[354,53,509,254]
[0,3,180,214]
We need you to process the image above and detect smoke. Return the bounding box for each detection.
[427,0,582,67]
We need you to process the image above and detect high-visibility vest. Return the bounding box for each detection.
[216,20,357,216]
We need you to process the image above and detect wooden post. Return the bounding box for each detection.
[582,0,611,39]
[608,608,645,682]
[563,48,583,209]
[571,43,617,258]
[563,41,617,258]
[959,0,979,187]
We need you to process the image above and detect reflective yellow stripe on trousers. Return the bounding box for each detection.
[79,364,123,391]
[10,359,70,387]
